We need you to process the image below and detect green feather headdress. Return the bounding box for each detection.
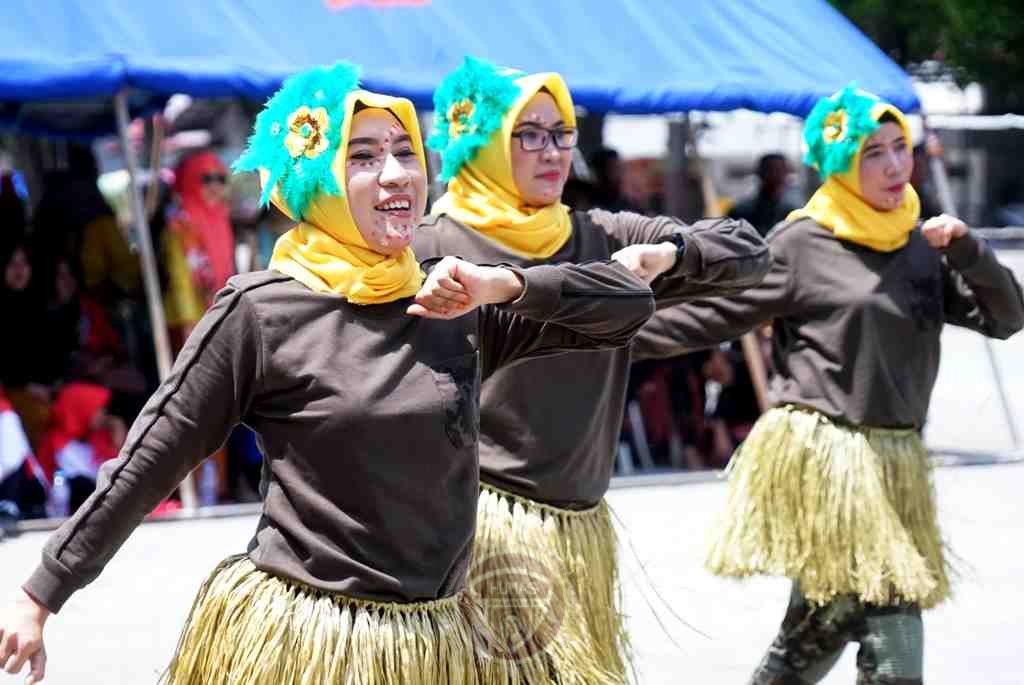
[233,62,360,220]
[802,83,882,180]
[427,56,522,182]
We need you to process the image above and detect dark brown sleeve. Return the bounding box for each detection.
[479,261,654,378]
[410,219,445,260]
[590,210,771,306]
[630,239,793,361]
[940,233,1024,339]
[23,285,264,613]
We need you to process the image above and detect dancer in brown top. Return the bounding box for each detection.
[416,56,771,683]
[0,63,655,685]
[633,86,1024,684]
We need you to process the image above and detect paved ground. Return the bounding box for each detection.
[1,462,1021,683]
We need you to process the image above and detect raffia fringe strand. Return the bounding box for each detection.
[705,406,952,609]
[161,554,537,685]
[471,483,631,685]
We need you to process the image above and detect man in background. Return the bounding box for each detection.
[729,153,801,236]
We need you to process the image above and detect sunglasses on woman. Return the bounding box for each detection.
[201,173,228,185]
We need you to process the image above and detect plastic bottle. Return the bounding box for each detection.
[47,470,71,519]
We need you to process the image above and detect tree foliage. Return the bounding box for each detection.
[829,0,1024,112]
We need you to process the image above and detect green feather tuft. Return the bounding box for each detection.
[427,56,522,182]
[233,62,360,219]
[803,83,881,179]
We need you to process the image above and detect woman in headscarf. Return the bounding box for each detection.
[0,241,55,448]
[412,56,772,683]
[631,85,1024,684]
[0,62,655,685]
[162,150,236,345]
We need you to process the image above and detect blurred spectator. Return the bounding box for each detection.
[163,151,235,346]
[589,147,640,212]
[43,256,148,413]
[702,344,761,468]
[911,136,945,220]
[34,382,126,515]
[0,385,48,524]
[226,426,263,503]
[622,355,710,470]
[561,178,599,213]
[33,145,142,306]
[728,153,801,235]
[0,241,54,447]
[244,205,293,272]
[991,180,1024,228]
[0,172,27,245]
[160,151,237,506]
[29,147,148,399]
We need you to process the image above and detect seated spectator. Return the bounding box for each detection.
[43,256,148,411]
[0,241,54,447]
[702,344,761,468]
[623,355,710,470]
[34,382,126,515]
[32,145,142,308]
[0,385,47,524]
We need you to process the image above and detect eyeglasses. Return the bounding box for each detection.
[201,173,228,185]
[510,126,579,152]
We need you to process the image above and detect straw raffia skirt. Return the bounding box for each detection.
[162,554,535,684]
[706,405,952,609]
[470,482,631,685]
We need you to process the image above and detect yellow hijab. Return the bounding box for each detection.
[267,90,426,303]
[432,72,576,258]
[789,101,920,252]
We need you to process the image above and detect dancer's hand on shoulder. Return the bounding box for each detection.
[0,588,49,683]
[921,214,968,249]
[610,242,678,284]
[408,257,524,319]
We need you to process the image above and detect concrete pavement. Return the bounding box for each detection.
[1,462,1021,683]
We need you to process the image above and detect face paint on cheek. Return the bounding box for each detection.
[372,215,390,245]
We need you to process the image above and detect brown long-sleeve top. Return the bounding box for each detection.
[633,218,1024,428]
[25,261,654,613]
[411,210,770,507]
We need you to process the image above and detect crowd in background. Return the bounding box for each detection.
[0,144,266,527]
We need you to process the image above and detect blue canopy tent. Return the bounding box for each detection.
[0,0,919,137]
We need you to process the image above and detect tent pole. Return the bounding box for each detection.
[922,119,1020,449]
[144,115,165,217]
[114,91,199,508]
[688,117,772,414]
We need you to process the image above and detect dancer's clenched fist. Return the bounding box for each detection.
[408,257,525,319]
[921,214,968,249]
